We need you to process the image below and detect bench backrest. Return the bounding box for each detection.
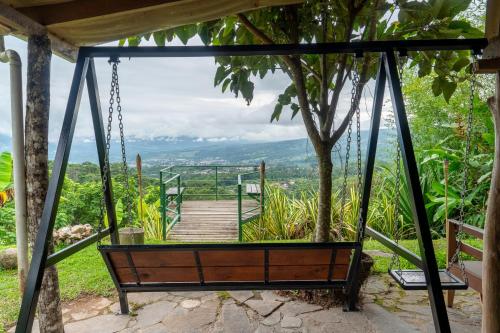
[100,243,359,289]
[447,219,483,261]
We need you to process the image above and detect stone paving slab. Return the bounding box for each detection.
[15,274,482,333]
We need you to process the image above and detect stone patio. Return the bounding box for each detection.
[11,275,482,333]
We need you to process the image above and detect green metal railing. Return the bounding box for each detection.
[159,171,182,240]
[159,163,265,241]
[237,161,265,241]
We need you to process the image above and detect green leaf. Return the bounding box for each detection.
[442,79,457,103]
[431,77,443,97]
[0,152,12,191]
[221,78,231,93]
[198,25,210,45]
[176,25,197,45]
[452,57,470,72]
[278,93,291,105]
[127,36,141,46]
[240,80,254,105]
[214,66,229,87]
[153,31,166,46]
[290,103,300,119]
[271,104,283,122]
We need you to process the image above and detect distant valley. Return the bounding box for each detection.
[0,129,394,167]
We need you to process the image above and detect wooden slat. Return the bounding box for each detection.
[269,248,352,266]
[269,249,330,265]
[137,267,200,283]
[269,265,349,281]
[461,243,483,261]
[199,250,264,266]
[166,187,184,196]
[131,251,196,267]
[476,58,500,74]
[115,267,137,283]
[108,252,130,268]
[448,219,484,240]
[203,266,264,282]
[246,183,261,194]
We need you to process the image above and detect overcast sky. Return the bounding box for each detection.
[0,35,379,144]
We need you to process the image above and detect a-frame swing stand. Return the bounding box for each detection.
[15,39,487,333]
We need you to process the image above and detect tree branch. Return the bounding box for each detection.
[236,12,321,147]
[330,0,379,144]
[236,13,321,81]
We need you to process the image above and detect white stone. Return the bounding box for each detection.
[181,299,201,309]
[281,316,302,328]
[0,248,17,269]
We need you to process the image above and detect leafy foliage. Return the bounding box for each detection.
[0,152,13,207]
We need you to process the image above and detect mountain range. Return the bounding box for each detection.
[0,129,394,167]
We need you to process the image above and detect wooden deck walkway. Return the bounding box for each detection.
[168,200,259,242]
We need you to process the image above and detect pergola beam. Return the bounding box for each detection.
[17,0,181,26]
[0,2,78,61]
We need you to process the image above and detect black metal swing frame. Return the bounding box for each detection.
[15,38,487,333]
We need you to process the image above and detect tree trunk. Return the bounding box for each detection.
[25,34,64,333]
[314,142,333,242]
[482,82,500,333]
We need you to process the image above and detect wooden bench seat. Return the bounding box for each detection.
[99,242,360,293]
[246,184,261,196]
[166,187,185,197]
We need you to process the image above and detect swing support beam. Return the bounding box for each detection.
[16,38,487,333]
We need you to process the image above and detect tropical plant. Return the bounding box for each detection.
[142,200,163,240]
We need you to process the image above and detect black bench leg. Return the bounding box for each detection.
[118,290,129,314]
[344,249,362,312]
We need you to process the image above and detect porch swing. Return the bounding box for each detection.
[95,56,365,313]
[386,54,476,291]
[16,39,488,333]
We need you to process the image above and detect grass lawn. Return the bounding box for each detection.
[0,238,481,332]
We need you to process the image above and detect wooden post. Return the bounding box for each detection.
[260,161,265,215]
[483,78,500,333]
[136,154,143,228]
[25,34,64,333]
[482,3,500,331]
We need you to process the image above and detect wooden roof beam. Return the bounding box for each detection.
[0,2,78,61]
[17,0,182,26]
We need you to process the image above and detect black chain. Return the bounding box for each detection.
[449,54,477,283]
[339,56,364,240]
[114,61,134,228]
[389,54,406,275]
[339,57,357,232]
[97,60,117,245]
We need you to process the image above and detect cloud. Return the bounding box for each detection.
[0,35,381,146]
